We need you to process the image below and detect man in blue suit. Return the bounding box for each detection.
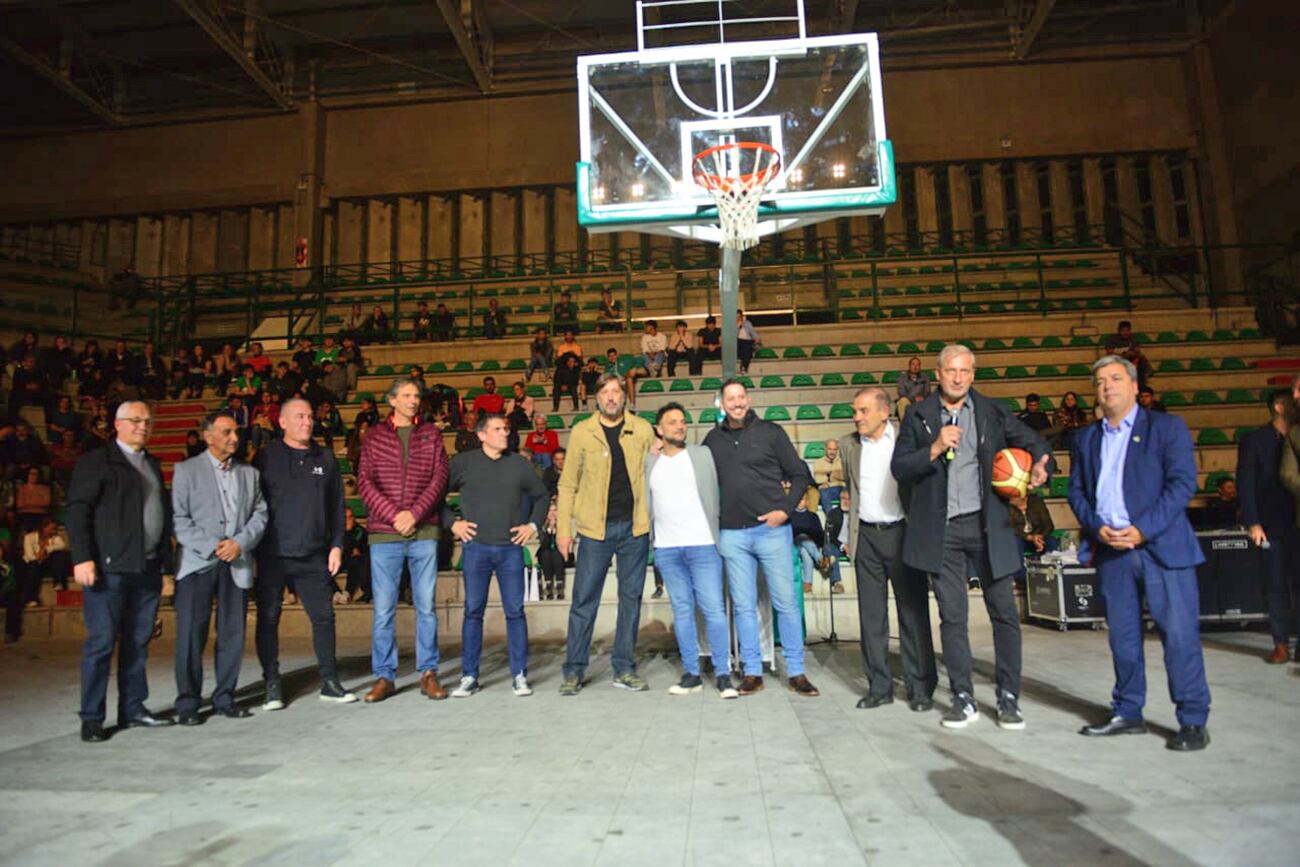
[1068,355,1211,751]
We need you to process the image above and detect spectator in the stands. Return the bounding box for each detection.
[1052,390,1090,449]
[595,288,623,333]
[8,331,36,364]
[1017,393,1054,434]
[455,409,480,454]
[184,429,204,459]
[49,429,81,489]
[337,336,363,391]
[471,376,505,416]
[1007,491,1055,559]
[1105,320,1153,388]
[183,343,210,398]
[249,392,281,454]
[315,336,341,370]
[269,362,301,403]
[245,342,272,377]
[212,342,240,394]
[9,354,48,412]
[363,305,390,344]
[553,290,579,335]
[42,335,75,391]
[314,399,344,450]
[346,420,368,471]
[542,447,565,497]
[108,264,143,309]
[343,303,366,340]
[227,394,251,457]
[554,353,581,412]
[604,347,644,408]
[47,395,81,444]
[407,365,428,396]
[412,301,434,343]
[555,329,582,365]
[319,359,348,405]
[482,298,507,340]
[666,319,698,377]
[5,422,47,481]
[641,320,667,378]
[433,302,456,342]
[84,402,112,448]
[697,316,722,365]
[131,341,168,401]
[811,438,845,518]
[342,506,370,603]
[1138,386,1166,413]
[736,310,760,374]
[527,328,553,383]
[168,346,190,398]
[526,413,560,469]
[16,466,53,531]
[230,364,263,404]
[354,396,380,430]
[577,356,601,407]
[896,356,929,420]
[791,487,828,594]
[21,517,70,598]
[76,339,102,386]
[506,382,533,451]
[292,337,316,375]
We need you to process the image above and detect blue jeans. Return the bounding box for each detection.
[563,519,649,679]
[655,544,730,676]
[370,538,440,680]
[819,487,843,517]
[719,523,805,677]
[461,542,528,679]
[80,562,162,722]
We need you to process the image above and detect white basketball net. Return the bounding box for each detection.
[692,143,781,252]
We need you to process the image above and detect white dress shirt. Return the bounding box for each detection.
[857,424,905,524]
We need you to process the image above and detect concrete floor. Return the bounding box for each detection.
[1,611,1298,866]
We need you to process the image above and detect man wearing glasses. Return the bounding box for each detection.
[65,402,175,742]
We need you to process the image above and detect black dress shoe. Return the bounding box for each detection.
[215,706,253,719]
[1167,725,1210,752]
[856,694,895,709]
[177,713,204,727]
[80,721,110,743]
[908,698,934,713]
[125,712,176,728]
[1079,715,1148,737]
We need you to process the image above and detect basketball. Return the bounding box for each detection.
[991,448,1034,499]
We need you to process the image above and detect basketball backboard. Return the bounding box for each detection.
[576,0,895,244]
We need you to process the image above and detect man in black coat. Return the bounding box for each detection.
[892,344,1052,731]
[64,400,175,742]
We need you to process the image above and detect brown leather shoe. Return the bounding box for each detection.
[1268,642,1290,664]
[738,675,765,696]
[420,670,448,700]
[364,678,396,703]
[787,674,821,697]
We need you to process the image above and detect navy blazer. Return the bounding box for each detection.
[1236,425,1295,535]
[892,388,1054,578]
[1067,406,1204,569]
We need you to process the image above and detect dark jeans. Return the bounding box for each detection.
[79,561,162,723]
[255,555,339,683]
[345,555,371,599]
[563,519,649,679]
[537,548,567,598]
[461,542,528,679]
[854,521,936,701]
[667,349,698,377]
[1264,525,1300,643]
[931,513,1021,700]
[174,562,248,715]
[737,338,755,371]
[553,379,580,411]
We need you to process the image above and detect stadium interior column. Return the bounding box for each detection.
[489,191,517,273]
[914,166,938,239]
[134,216,163,279]
[276,204,295,269]
[293,101,326,286]
[426,195,454,263]
[1015,162,1041,239]
[949,164,973,237]
[247,207,276,272]
[1148,155,1179,245]
[459,193,485,269]
[1189,39,1243,290]
[366,199,394,273]
[1048,160,1073,240]
[982,162,1006,236]
[522,190,547,267]
[1114,156,1143,232]
[107,218,135,274]
[189,212,219,275]
[1082,158,1106,229]
[554,188,577,264]
[396,196,424,264]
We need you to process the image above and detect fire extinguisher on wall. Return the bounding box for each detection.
[294,236,309,269]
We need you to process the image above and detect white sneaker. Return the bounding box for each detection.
[512,674,533,697]
[451,676,480,698]
[261,698,285,711]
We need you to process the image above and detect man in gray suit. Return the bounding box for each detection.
[172,410,268,725]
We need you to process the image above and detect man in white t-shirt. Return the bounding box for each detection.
[640,320,667,378]
[645,402,737,699]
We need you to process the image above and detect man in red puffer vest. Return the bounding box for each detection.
[357,377,450,703]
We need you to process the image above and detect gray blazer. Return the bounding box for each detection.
[838,420,904,562]
[645,445,721,547]
[171,452,268,589]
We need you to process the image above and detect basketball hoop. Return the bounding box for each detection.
[692,142,781,251]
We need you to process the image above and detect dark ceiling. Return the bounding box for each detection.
[0,0,1208,135]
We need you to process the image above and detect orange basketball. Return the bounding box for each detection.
[991,447,1034,499]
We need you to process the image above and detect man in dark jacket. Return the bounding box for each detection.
[356,377,450,703]
[253,398,356,709]
[892,345,1051,731]
[65,400,175,742]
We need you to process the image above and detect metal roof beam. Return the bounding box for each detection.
[0,35,124,125]
[1014,0,1058,59]
[434,0,492,92]
[174,0,294,109]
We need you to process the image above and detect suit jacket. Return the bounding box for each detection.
[891,389,1054,578]
[64,440,173,575]
[645,445,721,547]
[172,452,268,588]
[1067,406,1203,569]
[1237,424,1295,535]
[838,421,906,562]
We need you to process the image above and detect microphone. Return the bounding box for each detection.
[944,410,958,461]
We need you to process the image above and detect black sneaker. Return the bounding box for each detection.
[716,675,739,699]
[996,694,1025,730]
[320,678,358,703]
[262,680,284,711]
[940,693,979,729]
[667,673,703,695]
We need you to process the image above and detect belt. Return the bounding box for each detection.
[947,511,981,523]
[859,518,904,530]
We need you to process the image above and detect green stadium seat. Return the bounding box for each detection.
[1193,390,1220,405]
[464,387,484,400]
[1240,328,1262,339]
[1038,397,1056,410]
[453,361,473,372]
[1039,336,1064,348]
[811,345,834,358]
[1204,471,1233,493]
[638,411,657,425]
[700,377,722,391]
[782,347,807,359]
[1035,365,1061,377]
[738,376,754,389]
[840,344,864,356]
[337,458,353,474]
[525,385,546,398]
[882,371,900,384]
[790,374,816,388]
[1049,477,1069,498]
[868,342,892,355]
[975,368,999,381]
[760,375,785,389]
[1065,364,1091,377]
[699,408,720,424]
[925,340,946,353]
[829,404,853,419]
[429,362,448,373]
[755,347,778,360]
[546,414,565,429]
[573,412,592,426]
[803,442,826,460]
[1158,360,1186,373]
[639,379,664,393]
[505,359,526,370]
[1234,427,1254,443]
[1004,366,1030,379]
[850,372,877,385]
[670,379,694,392]
[347,498,367,518]
[981,338,1007,350]
[820,373,846,386]
[1162,392,1190,407]
[1197,428,1230,446]
[1189,358,1214,372]
[374,364,395,376]
[1001,397,1021,412]
[796,405,824,420]
[1186,330,1210,342]
[1225,388,1255,404]
[1011,337,1035,349]
[479,359,501,371]
[356,392,376,404]
[764,406,791,421]
[1156,331,1180,343]
[1219,357,1247,370]
[1069,335,1095,347]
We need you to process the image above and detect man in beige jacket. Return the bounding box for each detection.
[556,371,656,696]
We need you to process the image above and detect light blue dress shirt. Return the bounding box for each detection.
[1096,404,1139,529]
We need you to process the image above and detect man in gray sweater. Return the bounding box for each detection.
[445,413,549,698]
[646,402,737,699]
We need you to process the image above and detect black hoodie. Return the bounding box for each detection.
[703,411,812,530]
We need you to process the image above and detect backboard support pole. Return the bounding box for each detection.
[719,247,741,380]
